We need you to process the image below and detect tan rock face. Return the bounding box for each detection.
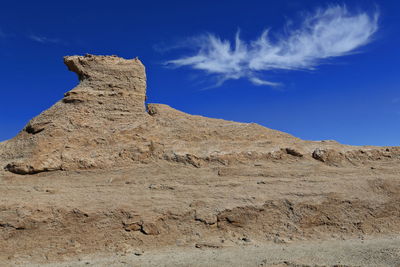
[0,54,150,174]
[0,54,399,175]
[63,54,147,109]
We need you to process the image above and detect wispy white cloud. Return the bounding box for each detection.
[28,34,61,44]
[166,5,379,87]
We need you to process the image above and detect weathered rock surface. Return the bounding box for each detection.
[1,55,149,174]
[0,54,399,175]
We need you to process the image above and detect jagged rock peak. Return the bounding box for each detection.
[64,54,146,95]
[0,54,151,175]
[62,54,147,111]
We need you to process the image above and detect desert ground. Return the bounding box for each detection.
[1,159,400,266]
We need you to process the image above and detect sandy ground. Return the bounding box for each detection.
[1,157,400,266]
[13,236,400,267]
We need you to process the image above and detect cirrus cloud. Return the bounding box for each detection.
[28,34,62,44]
[165,5,379,87]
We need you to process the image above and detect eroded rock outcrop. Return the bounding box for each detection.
[1,54,150,174]
[0,54,399,174]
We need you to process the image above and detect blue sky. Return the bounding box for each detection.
[0,0,399,145]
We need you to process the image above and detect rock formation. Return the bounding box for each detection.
[1,55,400,266]
[0,54,399,174]
[1,55,149,174]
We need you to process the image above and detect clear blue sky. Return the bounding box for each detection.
[0,0,399,145]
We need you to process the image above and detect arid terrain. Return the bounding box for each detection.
[1,55,399,266]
